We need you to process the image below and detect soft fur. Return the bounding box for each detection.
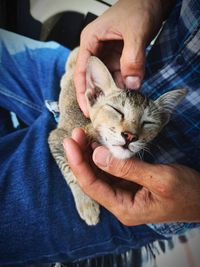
[48,48,186,225]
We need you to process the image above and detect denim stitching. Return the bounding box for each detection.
[0,85,43,112]
[2,234,165,265]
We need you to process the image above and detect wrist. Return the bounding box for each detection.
[170,164,200,222]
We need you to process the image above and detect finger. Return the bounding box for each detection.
[74,29,100,117]
[71,128,88,149]
[120,34,146,89]
[63,137,96,188]
[74,47,91,117]
[63,139,159,226]
[112,70,125,89]
[93,146,162,194]
[63,138,122,211]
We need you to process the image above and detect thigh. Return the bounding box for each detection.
[0,107,166,265]
[0,29,70,125]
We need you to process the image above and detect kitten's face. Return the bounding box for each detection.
[88,90,163,159]
[85,57,186,159]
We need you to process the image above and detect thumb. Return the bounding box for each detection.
[93,146,161,193]
[120,35,146,89]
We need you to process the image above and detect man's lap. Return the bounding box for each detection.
[0,30,166,265]
[0,109,166,265]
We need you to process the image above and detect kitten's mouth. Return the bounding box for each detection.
[110,144,134,159]
[122,143,129,149]
[111,142,145,158]
[112,144,131,152]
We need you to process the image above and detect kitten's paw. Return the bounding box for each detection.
[76,194,100,226]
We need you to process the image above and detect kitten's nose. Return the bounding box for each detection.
[121,131,138,143]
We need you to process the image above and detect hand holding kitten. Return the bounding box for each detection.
[74,0,176,116]
[64,128,200,226]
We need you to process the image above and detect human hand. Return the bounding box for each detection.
[74,0,167,116]
[64,128,200,226]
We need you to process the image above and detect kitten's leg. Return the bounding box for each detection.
[68,178,100,225]
[48,128,100,225]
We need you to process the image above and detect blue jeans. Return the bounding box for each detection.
[0,30,166,265]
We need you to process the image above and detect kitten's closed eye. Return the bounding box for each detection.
[106,104,124,119]
[141,120,156,127]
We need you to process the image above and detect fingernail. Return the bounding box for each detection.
[93,147,110,167]
[125,76,141,89]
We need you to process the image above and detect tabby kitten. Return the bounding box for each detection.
[48,48,186,225]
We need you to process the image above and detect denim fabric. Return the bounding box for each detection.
[0,30,166,265]
[1,0,200,261]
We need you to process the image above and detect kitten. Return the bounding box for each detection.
[48,48,186,225]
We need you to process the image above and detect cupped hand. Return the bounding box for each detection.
[64,128,200,226]
[74,0,164,116]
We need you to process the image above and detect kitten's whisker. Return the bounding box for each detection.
[137,151,143,160]
[141,145,156,159]
[141,149,145,158]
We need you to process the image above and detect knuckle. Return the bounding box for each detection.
[158,183,174,197]
[157,165,178,197]
[121,56,144,69]
[115,208,131,226]
[80,25,92,43]
[120,58,145,79]
[111,158,134,179]
[80,30,87,43]
[81,20,97,41]
[117,212,135,226]
[119,217,134,226]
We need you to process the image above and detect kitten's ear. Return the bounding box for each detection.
[85,56,116,106]
[154,88,187,125]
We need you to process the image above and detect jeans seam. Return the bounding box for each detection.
[0,85,43,112]
[2,233,164,265]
